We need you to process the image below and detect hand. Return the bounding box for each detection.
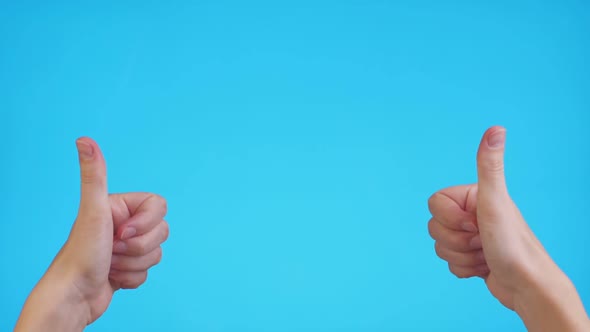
[427,126,546,309]
[15,138,169,331]
[427,126,589,331]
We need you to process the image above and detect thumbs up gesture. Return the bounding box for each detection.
[15,138,169,331]
[428,127,589,331]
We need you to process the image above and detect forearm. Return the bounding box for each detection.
[14,271,89,332]
[515,261,590,332]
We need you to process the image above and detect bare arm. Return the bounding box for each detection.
[14,138,169,331]
[428,126,589,332]
[15,269,88,332]
[515,260,589,332]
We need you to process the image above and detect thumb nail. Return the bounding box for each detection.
[76,140,94,160]
[487,130,506,149]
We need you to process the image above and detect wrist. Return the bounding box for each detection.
[514,256,589,331]
[15,267,90,332]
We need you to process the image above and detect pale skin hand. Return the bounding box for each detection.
[428,126,590,331]
[15,138,169,331]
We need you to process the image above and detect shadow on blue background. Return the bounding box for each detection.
[1,1,588,331]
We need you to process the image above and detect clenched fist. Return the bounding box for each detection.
[15,138,169,331]
[428,126,589,331]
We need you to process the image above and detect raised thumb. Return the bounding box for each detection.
[75,137,109,214]
[476,126,509,204]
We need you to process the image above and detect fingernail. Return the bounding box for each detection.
[113,241,127,253]
[76,140,94,160]
[462,223,478,233]
[470,235,482,249]
[487,129,506,149]
[121,227,136,240]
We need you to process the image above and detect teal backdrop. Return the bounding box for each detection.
[1,1,589,331]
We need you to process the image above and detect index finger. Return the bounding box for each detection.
[116,193,167,240]
[428,186,476,232]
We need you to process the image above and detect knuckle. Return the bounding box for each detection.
[427,219,437,239]
[448,264,470,279]
[122,272,148,289]
[139,271,148,283]
[80,172,104,185]
[447,264,458,276]
[137,271,148,286]
[434,242,445,260]
[161,197,168,215]
[120,275,137,289]
[427,193,440,214]
[161,221,170,242]
[481,157,504,173]
[154,247,163,265]
[152,194,168,216]
[123,281,140,289]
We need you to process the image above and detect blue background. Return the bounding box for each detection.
[1,1,589,331]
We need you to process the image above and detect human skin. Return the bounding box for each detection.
[14,138,169,332]
[13,128,589,331]
[428,126,590,331]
